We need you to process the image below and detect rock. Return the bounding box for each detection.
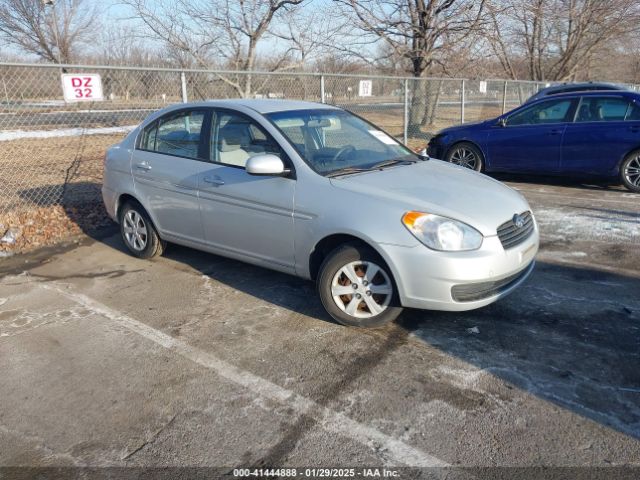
[0,227,22,244]
[466,326,480,334]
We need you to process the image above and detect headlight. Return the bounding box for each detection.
[402,211,483,251]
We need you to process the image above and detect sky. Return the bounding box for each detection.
[0,0,360,65]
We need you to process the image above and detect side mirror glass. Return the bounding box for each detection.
[497,118,507,127]
[246,154,288,176]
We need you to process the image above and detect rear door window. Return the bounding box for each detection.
[575,97,631,122]
[625,101,640,121]
[139,110,207,160]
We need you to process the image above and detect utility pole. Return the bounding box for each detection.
[42,0,62,65]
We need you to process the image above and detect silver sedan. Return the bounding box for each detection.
[102,100,539,327]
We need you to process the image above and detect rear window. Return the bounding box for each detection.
[575,97,632,122]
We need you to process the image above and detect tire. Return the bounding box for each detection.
[445,142,484,172]
[317,243,403,328]
[620,150,640,193]
[118,201,165,259]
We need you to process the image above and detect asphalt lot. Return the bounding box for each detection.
[0,177,639,478]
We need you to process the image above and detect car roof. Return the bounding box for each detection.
[539,82,624,93]
[189,98,340,114]
[540,82,624,92]
[531,90,639,101]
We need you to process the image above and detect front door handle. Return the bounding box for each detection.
[203,176,225,186]
[135,162,152,171]
[548,128,563,135]
[630,126,640,133]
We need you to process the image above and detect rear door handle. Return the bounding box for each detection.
[203,176,225,186]
[135,162,152,171]
[630,126,640,133]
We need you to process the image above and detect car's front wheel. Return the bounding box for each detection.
[445,142,484,172]
[317,243,403,328]
[119,202,165,259]
[620,150,640,193]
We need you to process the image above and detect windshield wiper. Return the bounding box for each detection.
[325,167,372,178]
[369,157,418,170]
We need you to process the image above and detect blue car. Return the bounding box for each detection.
[427,90,640,192]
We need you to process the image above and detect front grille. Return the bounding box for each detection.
[451,262,534,302]
[497,211,534,249]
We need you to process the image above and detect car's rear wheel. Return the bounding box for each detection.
[620,150,640,193]
[445,142,484,172]
[119,202,165,259]
[317,243,402,328]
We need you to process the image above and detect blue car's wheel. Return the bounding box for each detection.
[445,142,484,172]
[621,151,640,193]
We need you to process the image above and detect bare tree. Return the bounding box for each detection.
[333,0,486,133]
[123,0,311,97]
[485,0,640,81]
[0,0,97,63]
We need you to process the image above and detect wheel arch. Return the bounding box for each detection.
[617,145,640,171]
[115,193,162,235]
[308,233,402,293]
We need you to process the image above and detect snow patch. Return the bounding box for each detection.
[535,207,640,243]
[0,125,137,141]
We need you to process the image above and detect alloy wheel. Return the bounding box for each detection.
[123,210,148,251]
[624,155,640,187]
[450,147,478,170]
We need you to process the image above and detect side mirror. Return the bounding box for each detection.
[497,118,507,127]
[246,154,289,176]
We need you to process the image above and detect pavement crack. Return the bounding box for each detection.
[120,412,178,461]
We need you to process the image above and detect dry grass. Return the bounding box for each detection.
[0,134,123,210]
[0,134,122,254]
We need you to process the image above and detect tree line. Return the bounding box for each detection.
[1,0,639,86]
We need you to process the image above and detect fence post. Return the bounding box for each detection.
[403,79,409,145]
[460,79,465,124]
[502,80,508,115]
[2,77,8,105]
[180,72,188,103]
[320,75,325,103]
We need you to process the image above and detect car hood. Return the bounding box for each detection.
[329,160,530,236]
[437,119,493,135]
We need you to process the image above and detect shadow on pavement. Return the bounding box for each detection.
[490,172,625,192]
[151,241,640,441]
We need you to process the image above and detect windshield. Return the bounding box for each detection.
[266,109,417,175]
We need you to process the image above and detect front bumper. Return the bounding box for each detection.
[379,226,539,311]
[426,140,445,159]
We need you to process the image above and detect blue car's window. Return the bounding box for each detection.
[626,102,640,121]
[507,99,573,126]
[576,97,631,122]
[266,109,416,175]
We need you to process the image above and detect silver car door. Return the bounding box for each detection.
[132,108,211,244]
[198,109,296,273]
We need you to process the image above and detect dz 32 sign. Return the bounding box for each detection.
[61,74,104,102]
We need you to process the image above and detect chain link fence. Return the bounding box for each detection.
[3,62,635,219]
